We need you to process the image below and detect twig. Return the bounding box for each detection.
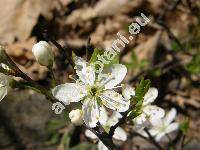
[48,67,57,87]
[109,111,129,137]
[156,0,184,50]
[144,128,163,150]
[85,125,118,150]
[86,36,91,61]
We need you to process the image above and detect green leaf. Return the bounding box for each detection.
[150,68,162,77]
[104,54,119,68]
[72,51,77,62]
[133,79,151,103]
[180,118,189,133]
[45,132,60,145]
[172,41,181,52]
[89,48,103,63]
[47,119,64,132]
[61,133,71,150]
[185,53,200,74]
[128,79,151,119]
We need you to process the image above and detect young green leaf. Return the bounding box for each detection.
[128,79,151,119]
[186,53,200,74]
[89,48,103,63]
[180,118,190,133]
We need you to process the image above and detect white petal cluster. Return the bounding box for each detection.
[141,108,179,141]
[0,73,11,101]
[52,56,130,128]
[32,41,54,67]
[85,107,127,150]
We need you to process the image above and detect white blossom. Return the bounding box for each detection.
[133,88,164,128]
[32,41,54,67]
[142,108,179,141]
[122,86,164,128]
[0,73,11,101]
[85,107,127,150]
[69,109,83,126]
[52,56,130,127]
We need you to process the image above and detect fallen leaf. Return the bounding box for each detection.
[0,0,55,44]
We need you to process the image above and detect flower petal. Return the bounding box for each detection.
[101,64,127,89]
[143,105,165,125]
[82,98,100,128]
[0,73,11,85]
[122,84,135,100]
[143,88,158,105]
[140,129,159,138]
[74,56,95,85]
[52,83,86,105]
[0,86,9,101]
[99,106,108,126]
[107,111,122,126]
[100,90,130,112]
[85,129,97,140]
[133,113,147,128]
[164,108,177,125]
[155,132,165,141]
[0,73,11,101]
[165,123,179,134]
[98,141,108,150]
[113,127,127,141]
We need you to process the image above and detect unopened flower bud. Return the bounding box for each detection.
[32,41,54,67]
[69,109,83,126]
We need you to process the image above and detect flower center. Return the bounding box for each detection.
[90,87,98,96]
[87,85,103,98]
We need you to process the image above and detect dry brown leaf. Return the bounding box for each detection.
[65,0,142,25]
[165,89,200,109]
[135,31,162,61]
[6,38,36,64]
[122,31,162,64]
[0,0,55,44]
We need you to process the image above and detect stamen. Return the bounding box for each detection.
[111,85,122,89]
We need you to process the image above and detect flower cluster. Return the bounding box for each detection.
[0,41,180,150]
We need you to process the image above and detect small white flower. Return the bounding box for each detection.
[69,109,83,126]
[122,86,164,128]
[32,41,54,67]
[85,107,127,150]
[0,73,11,101]
[52,56,130,127]
[142,108,179,141]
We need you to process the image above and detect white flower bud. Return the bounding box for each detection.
[32,41,54,67]
[69,109,83,126]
